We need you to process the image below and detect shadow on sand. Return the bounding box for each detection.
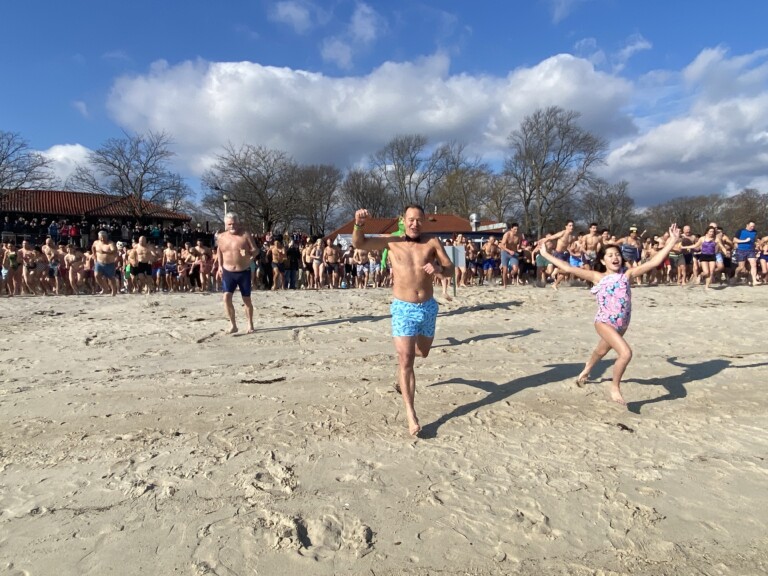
[419,360,612,438]
[625,356,768,414]
[432,327,539,349]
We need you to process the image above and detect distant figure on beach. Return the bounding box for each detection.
[352,205,454,436]
[216,212,259,334]
[92,231,119,296]
[537,223,680,405]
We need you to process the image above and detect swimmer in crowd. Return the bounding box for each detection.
[352,205,454,436]
[537,223,681,405]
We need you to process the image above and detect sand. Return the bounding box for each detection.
[1,283,767,575]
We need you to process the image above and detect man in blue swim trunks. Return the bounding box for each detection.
[733,220,759,286]
[352,205,454,436]
[216,212,259,333]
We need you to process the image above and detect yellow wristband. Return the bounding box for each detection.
[354,223,364,230]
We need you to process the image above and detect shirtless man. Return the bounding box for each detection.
[64,243,85,294]
[270,239,286,291]
[352,205,454,436]
[582,223,602,271]
[499,224,523,287]
[163,241,179,292]
[216,212,259,334]
[353,246,369,289]
[481,236,500,285]
[323,238,341,289]
[42,237,62,295]
[132,236,153,294]
[544,220,576,287]
[92,231,119,296]
[19,240,42,295]
[677,225,696,286]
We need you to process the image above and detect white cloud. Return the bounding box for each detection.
[106,53,633,178]
[102,50,132,63]
[269,1,314,34]
[103,47,768,208]
[350,3,382,44]
[72,101,89,118]
[321,38,353,70]
[321,3,385,69]
[612,34,652,73]
[600,47,768,205]
[549,0,590,24]
[41,143,91,184]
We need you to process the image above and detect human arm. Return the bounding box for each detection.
[537,241,602,284]
[351,208,392,251]
[628,224,680,279]
[423,238,454,278]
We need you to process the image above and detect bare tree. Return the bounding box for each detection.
[504,106,607,237]
[719,188,768,234]
[642,193,726,234]
[0,130,56,194]
[578,179,637,234]
[480,173,515,224]
[339,168,395,218]
[66,130,189,218]
[431,141,492,218]
[369,134,447,211]
[294,164,343,237]
[201,144,297,234]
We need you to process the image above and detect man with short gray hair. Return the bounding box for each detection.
[216,212,259,333]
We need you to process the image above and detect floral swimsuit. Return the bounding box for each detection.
[590,272,631,332]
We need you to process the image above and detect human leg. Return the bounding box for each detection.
[594,322,632,404]
[747,257,760,285]
[223,292,237,333]
[242,296,255,333]
[576,337,612,386]
[393,336,421,436]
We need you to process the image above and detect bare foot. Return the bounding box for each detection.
[226,325,238,334]
[442,292,453,302]
[576,373,589,387]
[609,385,626,405]
[406,412,421,436]
[246,326,255,334]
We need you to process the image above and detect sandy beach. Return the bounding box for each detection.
[1,283,767,575]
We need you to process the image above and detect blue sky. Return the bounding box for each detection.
[2,0,768,207]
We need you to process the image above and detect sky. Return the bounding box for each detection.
[2,0,768,208]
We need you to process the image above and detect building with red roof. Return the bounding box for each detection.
[0,189,190,223]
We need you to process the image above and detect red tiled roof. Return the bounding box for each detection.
[328,214,485,238]
[0,189,190,221]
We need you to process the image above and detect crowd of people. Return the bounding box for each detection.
[2,215,216,250]
[0,215,765,298]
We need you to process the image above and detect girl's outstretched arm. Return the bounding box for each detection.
[630,224,680,279]
[538,242,602,284]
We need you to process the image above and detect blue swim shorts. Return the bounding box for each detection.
[501,251,519,268]
[94,261,116,278]
[222,267,252,297]
[391,297,439,338]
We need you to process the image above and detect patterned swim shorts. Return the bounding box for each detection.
[391,298,439,338]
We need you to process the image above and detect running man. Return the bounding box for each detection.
[499,223,523,287]
[92,231,119,296]
[216,212,259,334]
[352,205,454,436]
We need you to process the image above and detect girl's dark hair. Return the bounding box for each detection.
[594,243,624,273]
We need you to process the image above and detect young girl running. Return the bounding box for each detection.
[538,223,680,405]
